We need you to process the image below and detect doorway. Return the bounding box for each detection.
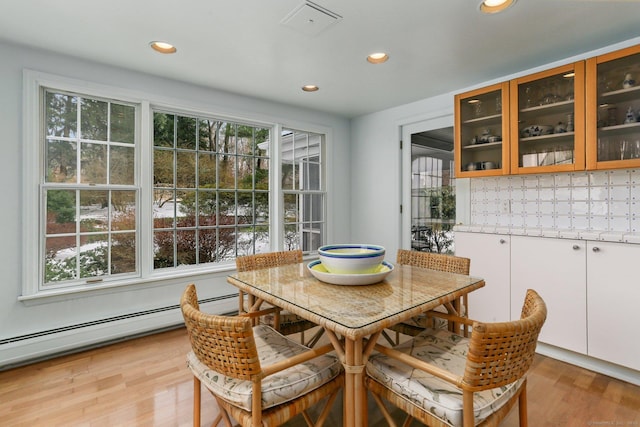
[401,117,456,253]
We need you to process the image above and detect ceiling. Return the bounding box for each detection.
[2,0,640,118]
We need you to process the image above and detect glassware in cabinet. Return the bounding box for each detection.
[454,82,509,177]
[509,62,585,174]
[586,44,640,169]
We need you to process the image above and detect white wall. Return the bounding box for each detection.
[0,41,351,368]
[350,36,640,260]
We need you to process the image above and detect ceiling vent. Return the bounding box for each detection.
[281,1,342,37]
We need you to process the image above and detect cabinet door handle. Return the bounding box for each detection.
[499,239,506,244]
[592,246,600,252]
[572,245,580,250]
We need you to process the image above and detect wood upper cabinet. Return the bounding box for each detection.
[586,44,640,170]
[509,62,586,174]
[454,82,510,177]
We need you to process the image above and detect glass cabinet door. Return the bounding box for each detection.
[586,44,640,170]
[454,82,510,177]
[509,62,585,174]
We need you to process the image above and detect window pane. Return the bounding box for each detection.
[237,192,253,224]
[237,156,254,190]
[110,145,135,185]
[284,224,300,251]
[46,189,76,234]
[80,142,107,184]
[176,116,196,149]
[284,193,299,223]
[218,191,235,216]
[81,98,108,141]
[198,228,217,263]
[46,92,77,138]
[197,191,216,224]
[218,155,236,189]
[154,112,174,147]
[46,139,77,183]
[255,158,269,190]
[111,232,136,274]
[198,152,217,188]
[218,122,235,155]
[255,192,269,225]
[154,149,174,187]
[176,190,196,227]
[110,103,135,144]
[111,191,136,231]
[45,236,78,283]
[237,125,254,156]
[198,119,214,150]
[176,229,196,265]
[281,163,295,190]
[176,151,196,188]
[153,230,174,268]
[153,189,175,228]
[79,190,108,232]
[79,234,108,279]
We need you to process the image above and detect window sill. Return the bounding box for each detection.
[19,264,237,306]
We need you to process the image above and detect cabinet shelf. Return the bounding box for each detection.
[519,99,574,116]
[463,141,503,150]
[598,121,640,136]
[462,113,502,126]
[520,131,575,143]
[600,85,640,104]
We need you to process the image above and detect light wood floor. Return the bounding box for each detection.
[1,327,639,427]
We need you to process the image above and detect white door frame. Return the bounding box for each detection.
[400,113,454,250]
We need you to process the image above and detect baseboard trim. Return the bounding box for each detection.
[0,297,235,371]
[537,342,640,386]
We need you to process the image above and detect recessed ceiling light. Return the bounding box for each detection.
[479,0,516,14]
[367,52,389,64]
[302,85,319,92]
[150,41,177,54]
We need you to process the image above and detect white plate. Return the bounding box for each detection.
[307,260,394,285]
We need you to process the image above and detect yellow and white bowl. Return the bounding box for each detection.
[317,244,385,274]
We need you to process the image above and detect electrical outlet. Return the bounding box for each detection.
[501,200,511,214]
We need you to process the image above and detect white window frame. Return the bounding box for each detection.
[21,70,331,300]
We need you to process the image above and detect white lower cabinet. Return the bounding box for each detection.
[587,241,640,371]
[510,236,587,355]
[455,232,640,372]
[454,232,510,322]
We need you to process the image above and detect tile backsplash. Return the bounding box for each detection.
[469,169,640,233]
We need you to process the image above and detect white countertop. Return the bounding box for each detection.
[453,224,640,244]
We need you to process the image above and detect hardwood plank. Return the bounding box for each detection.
[0,327,638,426]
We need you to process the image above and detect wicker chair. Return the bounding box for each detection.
[384,249,471,344]
[181,284,343,427]
[236,250,323,347]
[366,289,547,427]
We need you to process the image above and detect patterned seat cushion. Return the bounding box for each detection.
[187,324,342,411]
[367,328,522,427]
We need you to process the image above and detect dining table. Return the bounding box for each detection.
[227,259,485,427]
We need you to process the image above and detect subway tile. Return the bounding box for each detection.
[556,200,571,215]
[539,187,554,202]
[539,215,555,228]
[539,201,555,215]
[538,174,555,188]
[522,175,538,189]
[555,187,571,201]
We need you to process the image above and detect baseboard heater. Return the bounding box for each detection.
[0,294,237,346]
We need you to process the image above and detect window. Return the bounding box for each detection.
[23,71,328,296]
[152,111,270,267]
[281,129,325,252]
[43,90,139,288]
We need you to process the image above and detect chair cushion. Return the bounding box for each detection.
[187,324,342,411]
[367,328,523,427]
